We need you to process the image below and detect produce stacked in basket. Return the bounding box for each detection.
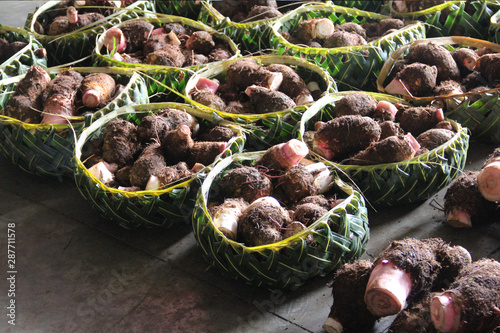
[73,103,245,228]
[192,141,369,288]
[269,2,426,91]
[378,36,500,144]
[0,65,149,178]
[381,0,500,39]
[94,16,239,100]
[24,0,155,66]
[0,25,47,79]
[184,55,336,146]
[323,238,500,333]
[300,92,469,206]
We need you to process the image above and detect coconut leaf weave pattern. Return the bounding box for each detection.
[192,151,369,289]
[0,68,149,178]
[155,0,203,20]
[73,103,246,228]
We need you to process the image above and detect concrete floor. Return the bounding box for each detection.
[2,2,500,333]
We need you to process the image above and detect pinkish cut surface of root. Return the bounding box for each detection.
[430,294,461,333]
[477,160,500,202]
[385,63,438,97]
[364,259,413,317]
[253,139,309,172]
[103,27,127,53]
[80,73,116,108]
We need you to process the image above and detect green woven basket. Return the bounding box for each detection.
[381,0,500,39]
[93,16,240,101]
[0,67,149,179]
[192,151,369,289]
[299,92,469,207]
[24,0,156,66]
[332,0,384,12]
[0,25,47,80]
[269,2,427,91]
[154,0,202,20]
[377,36,500,144]
[197,0,299,54]
[73,103,246,229]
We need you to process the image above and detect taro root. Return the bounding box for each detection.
[208,44,233,63]
[144,45,186,67]
[372,100,399,122]
[79,73,116,108]
[292,203,328,226]
[41,68,84,124]
[313,115,381,161]
[210,198,249,240]
[2,65,51,123]
[245,85,296,114]
[477,53,500,83]
[335,22,366,39]
[0,39,28,63]
[218,166,273,203]
[225,59,284,91]
[246,5,282,21]
[145,161,193,191]
[265,63,314,105]
[416,128,455,151]
[323,260,378,333]
[129,143,167,189]
[119,20,155,53]
[323,30,367,48]
[444,170,490,228]
[238,196,291,246]
[186,141,226,167]
[396,105,444,136]
[385,63,438,97]
[451,48,478,74]
[198,126,236,142]
[364,238,471,317]
[379,121,404,140]
[293,18,335,42]
[378,19,404,35]
[388,292,438,333]
[347,134,419,165]
[274,164,317,204]
[406,42,460,82]
[476,149,500,202]
[66,6,105,31]
[253,139,309,172]
[101,118,139,167]
[333,92,377,117]
[191,89,227,111]
[185,31,215,54]
[430,258,500,333]
[162,124,194,162]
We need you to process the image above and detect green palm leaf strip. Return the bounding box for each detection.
[192,150,369,289]
[73,102,246,229]
[155,0,202,20]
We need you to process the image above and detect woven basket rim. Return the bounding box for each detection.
[377,36,500,97]
[184,53,336,121]
[197,150,364,251]
[74,102,245,198]
[0,67,145,130]
[299,92,468,171]
[93,15,241,70]
[384,0,465,17]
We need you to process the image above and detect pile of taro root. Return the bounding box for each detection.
[82,108,238,192]
[383,41,500,102]
[208,139,345,246]
[35,0,137,36]
[211,0,301,23]
[443,147,500,228]
[100,20,234,66]
[306,92,456,165]
[0,37,46,65]
[323,238,500,333]
[1,65,125,125]
[281,17,408,48]
[189,58,322,115]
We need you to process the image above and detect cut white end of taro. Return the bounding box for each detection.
[282,221,307,239]
[307,81,321,93]
[404,133,420,154]
[196,77,219,94]
[280,139,309,168]
[190,163,205,173]
[103,28,126,53]
[245,196,282,211]
[296,91,315,105]
[265,71,283,91]
[167,31,181,46]
[446,209,472,228]
[323,317,343,333]
[384,78,410,96]
[88,162,114,184]
[477,161,500,202]
[315,18,335,39]
[376,100,398,118]
[364,259,413,317]
[213,210,240,240]
[145,175,161,191]
[74,0,86,6]
[67,6,78,24]
[304,162,335,194]
[430,294,461,333]
[435,108,445,122]
[82,89,102,108]
[111,52,124,62]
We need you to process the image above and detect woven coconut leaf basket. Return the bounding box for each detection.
[197,0,302,54]
[192,151,369,289]
[154,0,203,20]
[377,36,500,144]
[332,0,384,13]
[73,102,246,228]
[268,2,427,91]
[0,25,47,80]
[381,0,500,39]
[183,54,336,142]
[299,93,469,207]
[93,15,240,101]
[24,0,156,66]
[0,67,149,179]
